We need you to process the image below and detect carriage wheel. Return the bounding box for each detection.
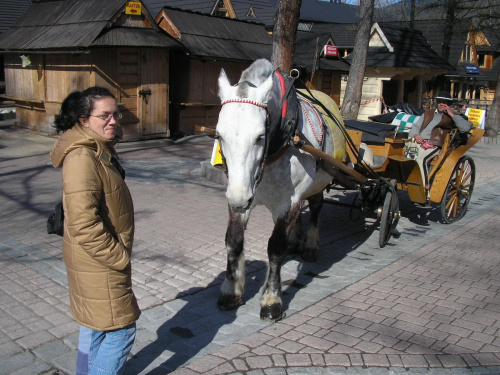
[440,156,475,224]
[378,180,400,248]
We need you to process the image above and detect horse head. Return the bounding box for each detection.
[216,59,274,213]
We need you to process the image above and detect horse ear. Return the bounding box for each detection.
[218,69,232,101]
[256,74,273,104]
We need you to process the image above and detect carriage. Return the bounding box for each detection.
[209,59,484,321]
[297,115,484,248]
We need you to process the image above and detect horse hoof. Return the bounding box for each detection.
[260,304,285,322]
[217,295,243,311]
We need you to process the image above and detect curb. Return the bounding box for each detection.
[201,160,227,186]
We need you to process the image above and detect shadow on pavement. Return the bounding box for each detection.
[125,264,266,374]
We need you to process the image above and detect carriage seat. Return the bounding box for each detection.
[344,119,397,144]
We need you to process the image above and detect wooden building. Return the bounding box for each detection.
[0,0,31,95]
[294,31,350,105]
[155,7,273,136]
[343,23,451,120]
[155,7,351,135]
[0,0,182,139]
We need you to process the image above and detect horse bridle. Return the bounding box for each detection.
[219,99,271,194]
[218,71,299,194]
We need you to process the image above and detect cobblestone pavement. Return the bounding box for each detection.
[0,127,499,375]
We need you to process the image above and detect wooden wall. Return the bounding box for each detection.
[340,75,384,120]
[4,48,169,138]
[306,70,342,105]
[170,55,249,135]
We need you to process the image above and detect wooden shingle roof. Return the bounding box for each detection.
[145,0,277,27]
[92,27,181,48]
[309,23,357,49]
[143,0,359,27]
[361,23,452,70]
[0,0,181,50]
[298,0,358,24]
[0,0,31,34]
[158,7,272,61]
[388,20,469,69]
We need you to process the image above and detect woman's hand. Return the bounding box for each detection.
[414,134,423,144]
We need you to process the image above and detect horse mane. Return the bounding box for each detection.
[237,59,273,98]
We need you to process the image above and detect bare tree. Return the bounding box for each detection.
[271,0,302,72]
[486,71,500,137]
[340,0,375,120]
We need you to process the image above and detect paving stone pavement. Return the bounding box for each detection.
[0,127,499,375]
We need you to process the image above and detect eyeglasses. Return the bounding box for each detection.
[90,113,123,122]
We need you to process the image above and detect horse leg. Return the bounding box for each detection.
[260,203,301,321]
[301,191,323,262]
[287,206,303,255]
[217,207,248,311]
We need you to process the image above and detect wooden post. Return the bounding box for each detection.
[397,79,404,103]
[417,76,423,108]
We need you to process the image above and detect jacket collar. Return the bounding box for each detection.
[50,124,118,168]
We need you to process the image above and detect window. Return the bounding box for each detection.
[477,54,486,68]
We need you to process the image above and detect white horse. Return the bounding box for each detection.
[215,59,347,321]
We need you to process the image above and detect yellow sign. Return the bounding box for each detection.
[465,108,486,129]
[126,2,142,15]
[210,140,223,166]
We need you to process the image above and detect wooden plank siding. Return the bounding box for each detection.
[340,76,384,121]
[3,48,170,138]
[45,54,93,102]
[170,56,249,135]
[139,48,169,136]
[117,49,141,138]
[307,70,342,105]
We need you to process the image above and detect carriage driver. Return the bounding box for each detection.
[407,91,472,193]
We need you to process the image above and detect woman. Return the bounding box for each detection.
[50,87,141,375]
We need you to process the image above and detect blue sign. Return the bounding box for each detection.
[464,63,480,74]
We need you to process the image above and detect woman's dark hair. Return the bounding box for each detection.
[53,86,116,133]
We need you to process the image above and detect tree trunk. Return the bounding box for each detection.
[441,0,455,64]
[485,69,500,137]
[340,0,375,120]
[410,0,415,30]
[271,0,302,73]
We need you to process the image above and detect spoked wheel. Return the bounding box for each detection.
[378,180,400,248]
[440,156,475,224]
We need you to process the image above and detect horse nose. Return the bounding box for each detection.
[226,189,253,212]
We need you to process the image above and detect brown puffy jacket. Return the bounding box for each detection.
[50,124,141,330]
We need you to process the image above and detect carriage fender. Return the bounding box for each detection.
[429,128,484,203]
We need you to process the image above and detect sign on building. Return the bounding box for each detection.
[126,2,142,15]
[323,45,338,57]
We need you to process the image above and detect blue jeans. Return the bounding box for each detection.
[76,323,136,375]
